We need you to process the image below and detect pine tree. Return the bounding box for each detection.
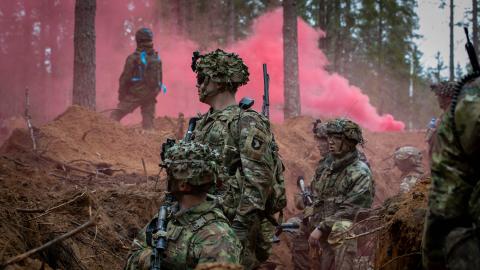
[72,0,96,110]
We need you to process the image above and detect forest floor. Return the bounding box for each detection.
[0,106,428,269]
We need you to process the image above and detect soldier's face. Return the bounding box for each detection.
[197,76,221,103]
[327,134,354,157]
[315,137,329,156]
[437,96,451,111]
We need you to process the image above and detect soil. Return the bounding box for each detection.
[0,106,429,269]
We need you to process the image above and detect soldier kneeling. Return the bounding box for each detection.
[124,142,242,270]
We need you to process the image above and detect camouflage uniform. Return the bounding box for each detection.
[124,142,241,270]
[425,81,456,158]
[191,49,285,270]
[393,146,424,193]
[422,76,480,270]
[111,28,163,129]
[305,118,374,270]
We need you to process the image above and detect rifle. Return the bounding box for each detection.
[262,63,270,118]
[297,176,313,206]
[24,87,37,151]
[184,117,199,142]
[464,27,480,73]
[150,194,172,270]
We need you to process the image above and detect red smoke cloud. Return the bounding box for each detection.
[0,2,404,131]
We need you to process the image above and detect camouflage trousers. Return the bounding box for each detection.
[284,226,311,270]
[238,217,274,270]
[111,94,156,129]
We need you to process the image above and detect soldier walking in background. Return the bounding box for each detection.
[307,118,374,270]
[393,146,425,193]
[111,27,164,130]
[190,49,286,269]
[124,142,241,270]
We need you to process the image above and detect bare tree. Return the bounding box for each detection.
[283,0,301,118]
[72,0,96,110]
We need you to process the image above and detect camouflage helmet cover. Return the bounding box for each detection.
[163,142,221,186]
[135,27,153,43]
[325,118,363,144]
[394,146,422,164]
[430,81,456,98]
[194,49,250,87]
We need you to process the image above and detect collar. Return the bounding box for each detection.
[172,200,216,226]
[329,150,359,172]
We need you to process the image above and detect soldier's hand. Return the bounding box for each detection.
[308,227,322,247]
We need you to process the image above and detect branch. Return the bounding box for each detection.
[344,225,385,240]
[0,218,95,268]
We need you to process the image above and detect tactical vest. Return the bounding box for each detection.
[193,105,286,217]
[147,207,229,270]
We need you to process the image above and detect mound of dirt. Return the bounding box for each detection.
[374,179,429,269]
[0,106,429,269]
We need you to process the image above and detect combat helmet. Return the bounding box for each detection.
[394,146,422,165]
[192,49,249,98]
[163,141,221,186]
[135,27,153,43]
[325,118,363,144]
[430,81,456,98]
[312,119,327,139]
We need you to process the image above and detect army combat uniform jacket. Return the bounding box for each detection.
[423,77,480,270]
[192,104,283,269]
[124,200,241,270]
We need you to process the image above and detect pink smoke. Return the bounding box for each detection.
[226,9,404,131]
[0,2,404,132]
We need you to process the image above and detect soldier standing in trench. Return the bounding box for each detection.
[111,27,164,130]
[307,118,374,270]
[190,49,286,270]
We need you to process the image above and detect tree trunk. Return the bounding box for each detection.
[226,0,236,44]
[72,0,96,110]
[449,0,454,81]
[376,0,384,114]
[283,0,301,118]
[473,0,478,53]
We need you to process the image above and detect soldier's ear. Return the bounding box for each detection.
[178,181,192,192]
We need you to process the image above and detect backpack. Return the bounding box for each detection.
[131,49,163,93]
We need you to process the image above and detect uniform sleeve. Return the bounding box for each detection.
[234,114,275,225]
[318,167,374,231]
[422,90,480,270]
[124,223,152,270]
[119,54,136,98]
[191,223,242,265]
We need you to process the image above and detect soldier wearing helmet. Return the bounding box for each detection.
[125,142,241,270]
[393,146,425,193]
[307,118,374,270]
[191,49,285,269]
[111,27,164,130]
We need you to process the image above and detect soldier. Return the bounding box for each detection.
[422,76,480,267]
[307,118,374,270]
[124,142,242,270]
[285,120,331,270]
[425,81,456,157]
[393,146,425,193]
[190,49,285,269]
[111,27,164,130]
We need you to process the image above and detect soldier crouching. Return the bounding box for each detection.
[124,142,242,270]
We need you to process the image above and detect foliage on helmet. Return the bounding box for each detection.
[312,119,327,139]
[325,118,363,144]
[135,27,153,43]
[394,146,422,164]
[163,142,221,186]
[193,49,249,86]
[430,81,456,97]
